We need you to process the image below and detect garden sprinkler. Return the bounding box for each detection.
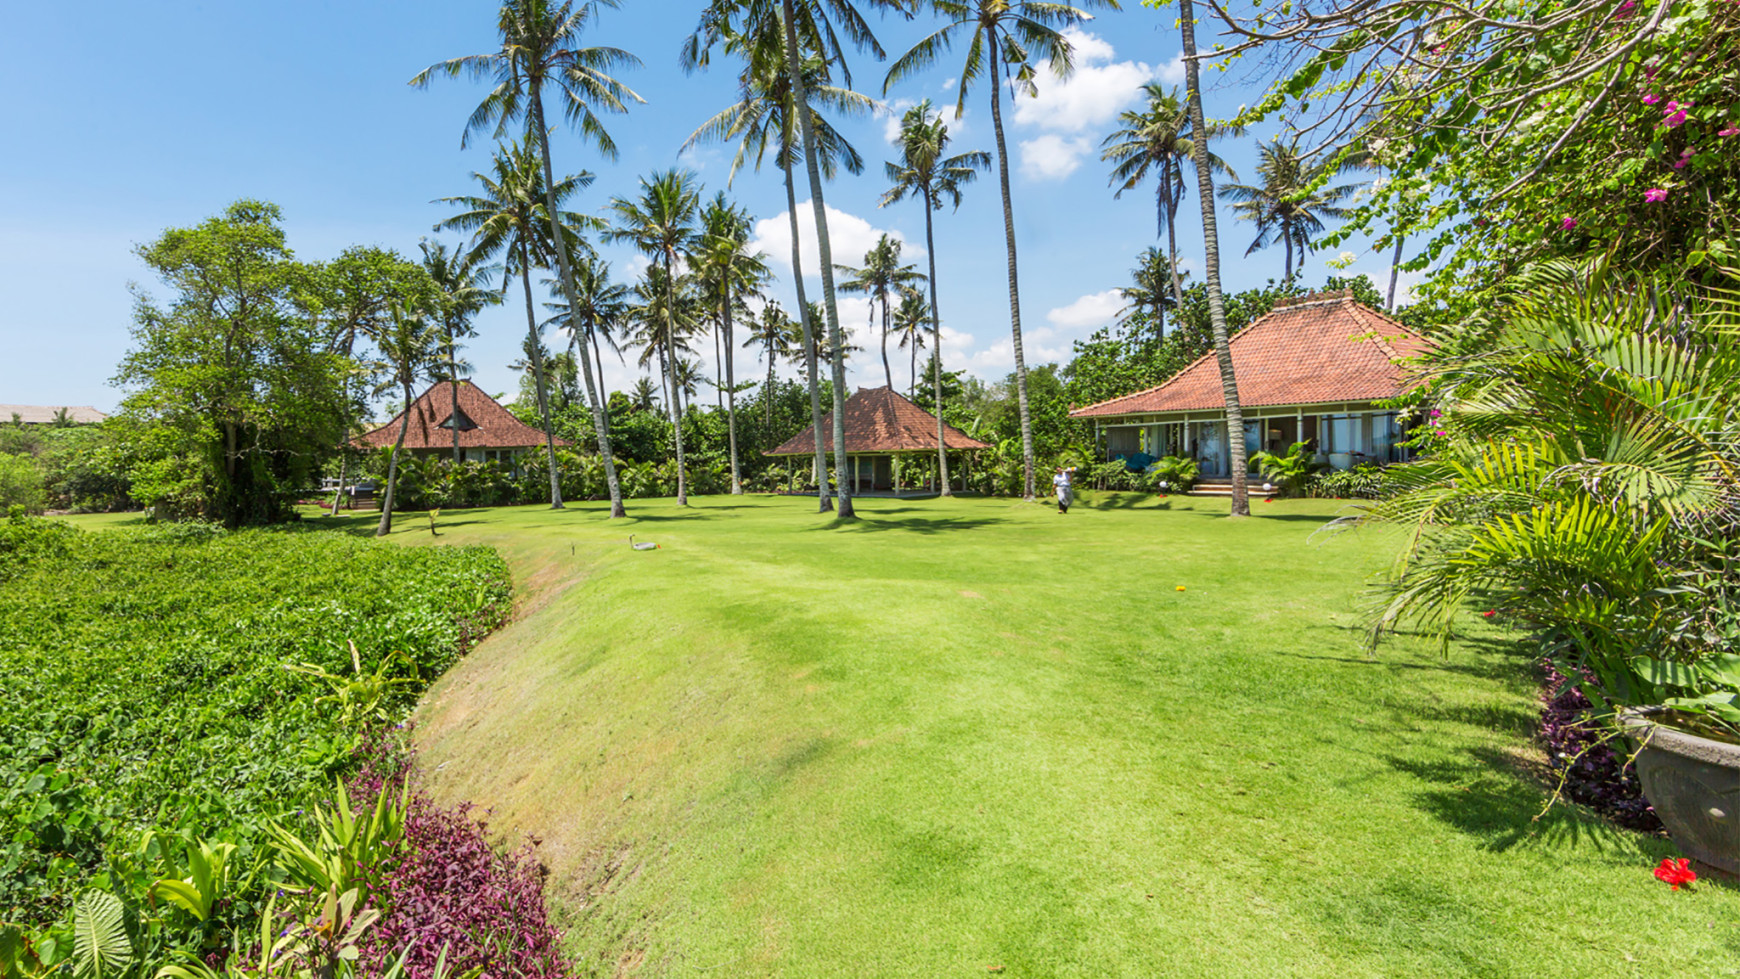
[629,534,659,551]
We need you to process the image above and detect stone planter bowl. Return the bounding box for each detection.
[1622,711,1740,874]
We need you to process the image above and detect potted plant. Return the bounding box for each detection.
[1360,264,1740,868]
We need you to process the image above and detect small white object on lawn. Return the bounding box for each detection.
[629,534,659,551]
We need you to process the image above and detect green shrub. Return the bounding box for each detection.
[1309,463,1387,499]
[1145,455,1199,494]
[0,453,46,513]
[1251,441,1329,497]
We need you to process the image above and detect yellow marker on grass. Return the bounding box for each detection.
[1176,585,1186,592]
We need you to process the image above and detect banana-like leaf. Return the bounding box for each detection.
[71,892,133,979]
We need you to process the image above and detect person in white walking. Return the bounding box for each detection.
[1052,466,1076,514]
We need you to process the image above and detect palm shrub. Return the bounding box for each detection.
[1251,440,1328,497]
[1362,262,1740,737]
[1146,455,1199,494]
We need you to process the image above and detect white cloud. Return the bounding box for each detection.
[1019,134,1094,180]
[748,200,918,279]
[1047,289,1124,329]
[1011,29,1172,136]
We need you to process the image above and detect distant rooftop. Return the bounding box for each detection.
[1,404,109,425]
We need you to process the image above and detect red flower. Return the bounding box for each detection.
[1654,858,1697,890]
[1482,610,1496,619]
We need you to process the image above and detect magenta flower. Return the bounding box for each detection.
[1429,408,1443,419]
[1561,217,1578,230]
[1674,148,1695,169]
[1434,429,1447,437]
[1642,93,1661,105]
[1666,109,1690,128]
[1614,0,1636,16]
[1645,187,1669,203]
[1721,127,1740,137]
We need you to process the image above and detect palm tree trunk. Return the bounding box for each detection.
[783,158,831,512]
[1163,176,1187,326]
[376,379,413,537]
[590,326,611,438]
[664,250,689,506]
[987,28,1036,502]
[781,0,853,519]
[1387,234,1404,309]
[517,241,565,509]
[1283,230,1294,286]
[448,321,462,465]
[1180,0,1249,517]
[879,291,894,391]
[713,321,725,410]
[920,187,951,496]
[528,91,624,517]
[723,281,742,494]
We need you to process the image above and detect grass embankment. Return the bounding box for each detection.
[75,495,1740,976]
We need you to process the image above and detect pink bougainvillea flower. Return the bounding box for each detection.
[1642,93,1661,105]
[1429,408,1443,418]
[1561,217,1578,230]
[1721,127,1740,137]
[1434,429,1447,437]
[1645,187,1670,203]
[1666,109,1690,128]
[1614,0,1637,16]
[1654,858,1697,890]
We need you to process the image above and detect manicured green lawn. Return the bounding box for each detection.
[71,493,1740,975]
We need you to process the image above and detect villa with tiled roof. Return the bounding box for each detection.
[767,386,989,493]
[353,380,566,463]
[1069,292,1435,476]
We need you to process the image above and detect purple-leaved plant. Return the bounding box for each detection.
[1539,663,1660,832]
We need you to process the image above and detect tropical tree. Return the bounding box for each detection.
[696,193,772,493]
[1100,83,1236,310]
[1219,140,1363,286]
[541,258,627,437]
[744,300,801,427]
[836,234,925,392]
[887,0,1118,501]
[418,239,501,463]
[412,0,643,518]
[1118,247,1182,339]
[373,304,440,537]
[630,376,660,412]
[432,140,593,509]
[880,98,987,497]
[1178,0,1250,515]
[610,169,704,505]
[685,5,888,515]
[891,287,929,397]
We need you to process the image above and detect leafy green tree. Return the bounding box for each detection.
[0,454,46,514]
[1219,140,1363,285]
[609,170,704,505]
[696,193,771,493]
[1100,83,1233,308]
[542,258,628,438]
[888,0,1119,502]
[114,200,348,527]
[413,0,643,518]
[372,304,441,536]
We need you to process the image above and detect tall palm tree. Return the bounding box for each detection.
[880,98,987,496]
[1118,247,1181,339]
[696,193,771,494]
[891,287,929,397]
[373,303,440,537]
[419,239,501,464]
[690,0,904,519]
[610,173,704,505]
[431,139,591,508]
[630,376,659,412]
[1100,83,1233,309]
[836,234,925,392]
[744,299,800,428]
[412,0,643,518]
[887,0,1117,501]
[1219,140,1362,286]
[1178,0,1248,516]
[541,259,627,438]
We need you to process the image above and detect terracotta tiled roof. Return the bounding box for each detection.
[1070,293,1436,418]
[767,386,990,455]
[353,380,568,451]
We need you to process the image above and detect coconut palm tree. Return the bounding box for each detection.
[431,140,593,508]
[611,171,704,505]
[696,193,771,493]
[412,0,643,518]
[373,303,440,537]
[540,258,628,437]
[688,0,902,519]
[891,287,929,397]
[880,99,987,496]
[836,234,925,392]
[1178,0,1249,516]
[1100,83,1234,309]
[419,239,501,464]
[630,376,659,412]
[887,0,1117,501]
[744,299,801,427]
[1219,140,1363,286]
[1118,247,1182,339]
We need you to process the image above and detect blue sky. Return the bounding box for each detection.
[0,1,1406,414]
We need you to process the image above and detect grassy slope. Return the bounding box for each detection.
[71,496,1740,976]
